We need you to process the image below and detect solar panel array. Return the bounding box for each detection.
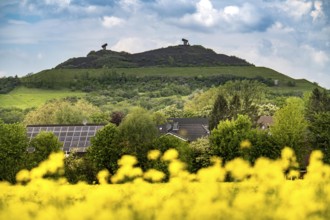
[27,125,105,153]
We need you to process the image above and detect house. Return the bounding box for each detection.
[26,118,210,154]
[26,124,105,154]
[158,118,209,142]
[257,116,273,130]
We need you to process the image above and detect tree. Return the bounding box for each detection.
[87,123,120,174]
[306,88,330,120]
[210,115,253,163]
[183,87,218,117]
[28,131,62,167]
[118,107,158,152]
[209,94,229,130]
[309,112,330,162]
[64,152,97,184]
[189,137,212,172]
[24,99,104,125]
[306,88,330,163]
[0,121,28,183]
[210,115,279,164]
[110,111,125,126]
[0,107,26,124]
[270,97,308,166]
[229,94,241,118]
[222,80,267,121]
[146,135,190,176]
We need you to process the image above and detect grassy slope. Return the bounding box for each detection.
[0,87,85,109]
[23,66,316,91]
[9,66,318,109]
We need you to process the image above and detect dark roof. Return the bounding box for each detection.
[26,124,105,153]
[158,118,209,142]
[257,116,273,129]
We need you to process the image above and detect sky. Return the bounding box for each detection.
[0,0,329,88]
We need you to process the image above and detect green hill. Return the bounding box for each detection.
[55,45,252,69]
[1,44,320,110]
[21,66,316,92]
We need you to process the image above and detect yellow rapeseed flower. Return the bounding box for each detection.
[16,169,30,183]
[147,149,161,160]
[144,169,165,182]
[118,155,138,166]
[240,140,251,149]
[97,169,110,185]
[162,149,179,161]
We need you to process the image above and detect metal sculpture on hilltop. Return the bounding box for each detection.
[102,43,108,50]
[182,38,190,46]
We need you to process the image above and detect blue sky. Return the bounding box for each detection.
[0,0,329,88]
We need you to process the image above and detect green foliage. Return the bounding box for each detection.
[309,112,330,161]
[270,97,308,166]
[184,88,218,117]
[0,87,85,109]
[209,94,229,130]
[210,115,253,163]
[0,76,20,94]
[210,114,280,164]
[28,131,62,167]
[147,135,190,176]
[87,123,120,174]
[306,88,330,120]
[256,103,279,116]
[306,88,330,163]
[24,99,104,125]
[110,111,125,126]
[118,108,158,150]
[221,80,267,121]
[0,121,28,183]
[189,137,212,173]
[64,152,97,184]
[0,107,27,123]
[248,129,281,163]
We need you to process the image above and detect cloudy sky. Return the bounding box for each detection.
[0,0,329,88]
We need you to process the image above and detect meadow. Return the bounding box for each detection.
[0,87,85,109]
[3,66,317,111]
[1,148,330,220]
[21,66,316,92]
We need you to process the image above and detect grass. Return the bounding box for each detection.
[21,66,317,92]
[25,66,293,80]
[0,87,85,109]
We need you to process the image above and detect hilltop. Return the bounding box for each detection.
[1,43,320,110]
[55,45,253,69]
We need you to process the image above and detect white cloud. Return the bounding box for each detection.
[101,16,125,28]
[44,0,71,7]
[179,1,272,32]
[268,22,295,33]
[180,0,219,27]
[302,45,329,65]
[281,0,312,20]
[223,6,240,17]
[311,1,324,21]
[111,37,174,53]
[37,53,43,60]
[8,20,30,25]
[119,0,140,12]
[0,70,6,77]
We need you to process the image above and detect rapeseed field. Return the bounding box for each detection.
[1,147,330,220]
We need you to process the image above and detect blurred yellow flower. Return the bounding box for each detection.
[148,150,161,160]
[162,149,179,161]
[240,140,251,149]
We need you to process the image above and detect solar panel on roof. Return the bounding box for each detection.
[26,125,105,153]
